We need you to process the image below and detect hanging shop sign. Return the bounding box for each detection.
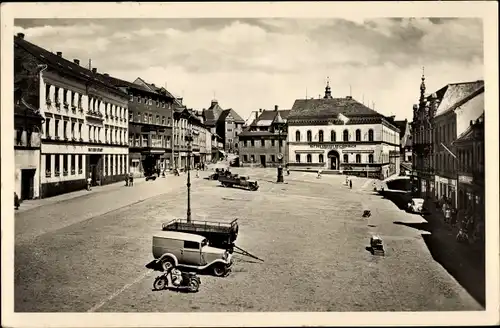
[458,175,473,185]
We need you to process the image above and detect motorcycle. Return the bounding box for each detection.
[153,268,201,293]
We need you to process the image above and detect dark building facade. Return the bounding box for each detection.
[103,76,175,176]
[238,106,290,167]
[454,113,484,246]
[203,99,245,154]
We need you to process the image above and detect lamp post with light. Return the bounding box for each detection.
[274,112,286,183]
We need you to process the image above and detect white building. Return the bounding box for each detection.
[15,33,129,198]
[287,82,400,179]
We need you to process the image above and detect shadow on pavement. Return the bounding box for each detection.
[392,215,485,308]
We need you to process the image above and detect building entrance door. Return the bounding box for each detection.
[20,169,36,200]
[327,150,340,170]
[89,154,101,185]
[260,155,266,168]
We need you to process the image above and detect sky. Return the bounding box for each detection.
[14,17,484,122]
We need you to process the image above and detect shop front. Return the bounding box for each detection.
[435,175,457,207]
[457,174,484,246]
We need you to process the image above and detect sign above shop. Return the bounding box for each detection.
[88,147,103,152]
[459,175,473,185]
[310,143,357,149]
[342,149,374,154]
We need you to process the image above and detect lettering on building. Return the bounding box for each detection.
[88,147,103,153]
[309,143,358,149]
[459,175,473,185]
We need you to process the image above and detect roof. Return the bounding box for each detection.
[238,131,276,137]
[434,80,484,116]
[454,112,484,144]
[204,100,225,125]
[14,35,128,98]
[250,110,291,127]
[405,136,413,148]
[133,77,177,100]
[289,97,384,120]
[218,108,245,123]
[394,120,408,137]
[153,230,206,243]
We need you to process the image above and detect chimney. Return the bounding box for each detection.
[346,96,352,99]
[73,59,80,65]
[259,108,263,113]
[274,105,278,111]
[151,83,155,87]
[56,51,62,57]
[92,68,97,74]
[17,33,25,39]
[255,111,259,121]
[103,73,109,77]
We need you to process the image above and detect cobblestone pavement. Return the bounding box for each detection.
[14,168,483,312]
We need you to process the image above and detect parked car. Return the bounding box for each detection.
[407,198,425,213]
[150,231,233,277]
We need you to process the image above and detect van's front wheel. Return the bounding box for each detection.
[212,264,227,277]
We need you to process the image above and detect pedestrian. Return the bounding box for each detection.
[87,174,92,191]
[196,168,200,178]
[317,169,322,179]
[345,176,349,186]
[125,174,129,187]
[444,207,451,224]
[14,192,20,210]
[349,179,353,189]
[129,172,134,186]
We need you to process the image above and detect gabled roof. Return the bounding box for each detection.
[394,120,408,137]
[218,108,245,123]
[455,112,484,144]
[204,100,225,125]
[14,34,128,98]
[434,80,484,116]
[133,77,177,100]
[250,110,291,127]
[289,97,384,120]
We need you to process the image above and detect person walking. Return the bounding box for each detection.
[129,172,134,187]
[87,174,92,191]
[349,179,353,189]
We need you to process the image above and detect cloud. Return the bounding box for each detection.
[13,18,483,121]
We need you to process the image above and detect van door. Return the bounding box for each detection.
[182,241,201,265]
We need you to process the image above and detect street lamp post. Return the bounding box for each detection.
[274,112,286,183]
[186,132,194,223]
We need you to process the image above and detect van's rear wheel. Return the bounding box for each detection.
[212,264,227,277]
[161,258,175,271]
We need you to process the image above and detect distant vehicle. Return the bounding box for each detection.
[218,174,259,191]
[407,198,425,213]
[162,218,239,251]
[148,231,233,277]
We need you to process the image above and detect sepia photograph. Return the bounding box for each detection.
[1,2,498,327]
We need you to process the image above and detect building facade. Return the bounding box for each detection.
[102,76,175,176]
[412,75,484,204]
[203,100,245,154]
[454,113,484,245]
[238,106,290,168]
[287,83,400,179]
[15,33,129,198]
[14,52,45,200]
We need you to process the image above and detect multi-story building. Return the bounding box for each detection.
[202,99,245,154]
[102,76,175,176]
[13,52,45,200]
[15,33,130,198]
[412,75,484,205]
[238,106,290,167]
[453,113,484,245]
[287,82,400,179]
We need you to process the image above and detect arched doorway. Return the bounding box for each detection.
[327,150,340,170]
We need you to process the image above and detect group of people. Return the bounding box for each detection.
[124,173,134,187]
[437,196,483,245]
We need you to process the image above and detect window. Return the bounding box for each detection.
[368,129,374,141]
[71,154,75,174]
[143,113,147,122]
[129,94,134,102]
[343,154,349,163]
[343,129,349,142]
[63,121,68,139]
[129,112,133,121]
[162,116,165,125]
[304,131,311,142]
[45,118,51,137]
[331,130,336,141]
[271,155,276,162]
[137,96,141,103]
[149,98,152,105]
[295,131,301,142]
[306,154,312,163]
[279,140,283,147]
[55,120,60,137]
[355,129,361,141]
[54,155,60,175]
[45,155,51,175]
[156,115,160,124]
[55,87,60,103]
[251,140,255,147]
[318,130,324,142]
[149,114,153,123]
[356,154,361,163]
[244,140,247,147]
[319,154,324,163]
[250,155,255,162]
[78,154,83,173]
[261,140,265,147]
[296,154,301,163]
[79,124,82,139]
[368,154,374,163]
[243,155,248,162]
[271,140,275,147]
[71,122,75,138]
